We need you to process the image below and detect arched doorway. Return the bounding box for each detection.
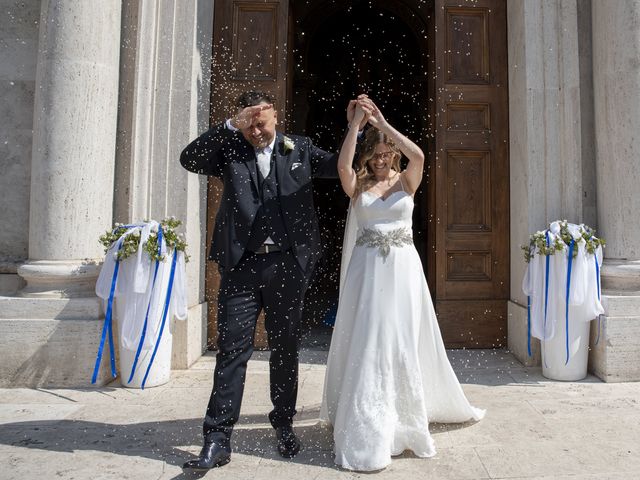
[289,0,434,332]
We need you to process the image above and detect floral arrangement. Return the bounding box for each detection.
[99,217,189,262]
[522,220,605,263]
[283,135,295,153]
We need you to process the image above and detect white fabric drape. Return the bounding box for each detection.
[522,224,604,342]
[96,222,187,351]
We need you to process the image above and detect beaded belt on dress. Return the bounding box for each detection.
[355,227,413,260]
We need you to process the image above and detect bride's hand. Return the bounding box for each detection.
[358,97,386,128]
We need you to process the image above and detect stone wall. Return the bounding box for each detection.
[115,0,214,370]
[0,0,214,387]
[507,0,596,365]
[589,0,640,382]
[0,0,40,294]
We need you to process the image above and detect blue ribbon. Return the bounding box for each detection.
[595,254,601,300]
[140,249,178,389]
[127,227,164,384]
[564,239,575,365]
[526,296,532,357]
[540,231,553,369]
[543,231,551,339]
[594,254,602,345]
[92,240,123,384]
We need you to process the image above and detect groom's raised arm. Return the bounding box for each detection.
[309,139,339,179]
[308,97,369,179]
[179,122,234,177]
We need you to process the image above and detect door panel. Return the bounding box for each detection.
[434,0,509,347]
[210,0,289,119]
[206,0,289,348]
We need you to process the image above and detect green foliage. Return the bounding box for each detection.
[522,220,605,263]
[99,218,189,263]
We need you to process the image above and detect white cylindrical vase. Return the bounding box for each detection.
[541,311,591,381]
[118,327,172,388]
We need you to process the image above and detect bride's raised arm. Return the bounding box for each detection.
[338,101,368,198]
[359,98,425,194]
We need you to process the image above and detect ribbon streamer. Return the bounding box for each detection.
[127,227,164,383]
[564,239,575,365]
[594,254,602,345]
[92,237,125,384]
[543,231,551,338]
[527,296,532,357]
[140,249,179,389]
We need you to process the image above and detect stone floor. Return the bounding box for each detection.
[1,346,639,480]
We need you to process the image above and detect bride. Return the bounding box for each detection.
[320,96,485,471]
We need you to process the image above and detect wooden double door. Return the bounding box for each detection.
[207,0,509,348]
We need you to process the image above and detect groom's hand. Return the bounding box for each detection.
[347,95,369,130]
[231,103,273,129]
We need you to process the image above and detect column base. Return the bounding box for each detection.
[0,295,116,387]
[590,260,640,382]
[589,294,640,383]
[507,300,541,367]
[17,260,101,298]
[0,259,25,295]
[600,259,640,293]
[171,302,207,369]
[0,274,25,295]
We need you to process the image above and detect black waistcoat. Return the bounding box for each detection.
[246,157,290,252]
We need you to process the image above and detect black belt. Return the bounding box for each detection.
[253,244,281,254]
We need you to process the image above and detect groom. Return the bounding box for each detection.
[180,91,364,470]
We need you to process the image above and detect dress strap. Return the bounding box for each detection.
[398,173,405,193]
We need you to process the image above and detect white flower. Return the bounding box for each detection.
[283,136,295,153]
[549,221,561,235]
[567,223,582,240]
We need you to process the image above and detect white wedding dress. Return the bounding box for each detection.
[320,182,485,471]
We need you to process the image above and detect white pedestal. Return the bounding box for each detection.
[542,317,591,381]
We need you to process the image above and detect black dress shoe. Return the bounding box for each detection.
[182,441,231,471]
[275,425,301,458]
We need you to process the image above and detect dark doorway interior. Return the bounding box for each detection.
[291,1,431,331]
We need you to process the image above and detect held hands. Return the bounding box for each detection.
[346,96,370,130]
[231,103,273,129]
[347,94,387,130]
[357,96,387,128]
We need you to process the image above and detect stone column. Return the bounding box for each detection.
[115,1,213,370]
[590,0,640,381]
[0,0,122,387]
[507,0,591,366]
[17,1,121,296]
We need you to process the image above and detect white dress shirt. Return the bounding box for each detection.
[226,118,276,245]
[255,138,276,179]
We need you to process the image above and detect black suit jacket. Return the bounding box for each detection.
[180,122,338,273]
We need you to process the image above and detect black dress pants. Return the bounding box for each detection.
[203,250,308,445]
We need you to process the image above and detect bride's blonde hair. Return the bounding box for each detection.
[354,128,402,194]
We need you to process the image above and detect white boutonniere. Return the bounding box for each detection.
[283,136,295,153]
